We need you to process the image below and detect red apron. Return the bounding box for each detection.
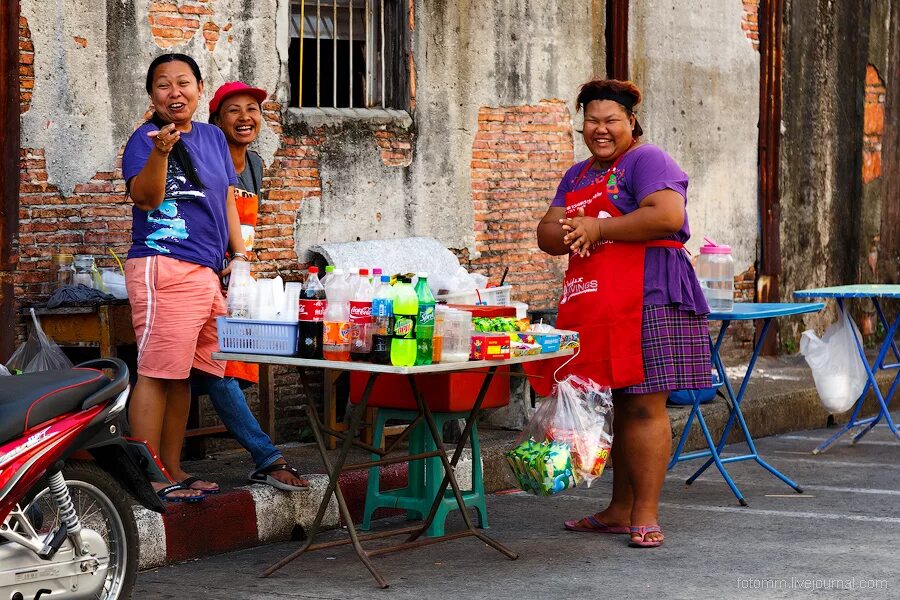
[527,151,683,396]
[223,187,261,385]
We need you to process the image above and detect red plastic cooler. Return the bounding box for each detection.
[349,367,511,411]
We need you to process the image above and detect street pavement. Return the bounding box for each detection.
[135,414,900,599]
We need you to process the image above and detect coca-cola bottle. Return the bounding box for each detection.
[350,268,374,361]
[298,266,326,359]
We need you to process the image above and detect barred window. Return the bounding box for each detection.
[289,0,408,110]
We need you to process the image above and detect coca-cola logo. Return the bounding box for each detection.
[298,299,326,321]
[349,302,373,322]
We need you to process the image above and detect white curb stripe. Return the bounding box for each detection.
[134,506,166,570]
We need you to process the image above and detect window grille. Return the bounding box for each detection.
[288,0,407,110]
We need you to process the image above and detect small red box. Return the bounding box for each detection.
[470,333,511,361]
[349,368,510,411]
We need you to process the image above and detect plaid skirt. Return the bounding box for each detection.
[619,304,713,395]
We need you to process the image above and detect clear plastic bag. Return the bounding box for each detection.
[800,305,868,414]
[6,309,74,373]
[515,375,613,487]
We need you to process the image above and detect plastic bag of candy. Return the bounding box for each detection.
[505,439,578,496]
[516,375,613,486]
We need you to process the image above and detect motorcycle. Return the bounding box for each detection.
[0,358,165,600]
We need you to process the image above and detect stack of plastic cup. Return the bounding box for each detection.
[283,282,302,322]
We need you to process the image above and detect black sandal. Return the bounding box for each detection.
[156,483,204,504]
[248,463,310,492]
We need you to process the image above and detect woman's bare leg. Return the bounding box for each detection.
[129,375,201,499]
[617,391,670,544]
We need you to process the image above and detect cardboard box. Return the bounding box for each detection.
[518,331,561,353]
[470,333,511,360]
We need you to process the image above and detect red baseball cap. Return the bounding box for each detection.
[209,81,268,115]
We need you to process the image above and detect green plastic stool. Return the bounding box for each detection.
[359,408,488,537]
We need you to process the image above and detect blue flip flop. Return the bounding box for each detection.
[156,483,204,504]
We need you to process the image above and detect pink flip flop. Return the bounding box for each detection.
[628,525,664,548]
[564,515,630,534]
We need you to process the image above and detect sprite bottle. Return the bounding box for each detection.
[414,273,435,365]
[390,276,419,367]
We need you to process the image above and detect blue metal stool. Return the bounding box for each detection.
[359,408,488,537]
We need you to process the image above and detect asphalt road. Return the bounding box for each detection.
[136,415,900,599]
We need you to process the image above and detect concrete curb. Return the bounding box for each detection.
[137,453,474,569]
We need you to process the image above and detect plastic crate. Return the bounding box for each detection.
[217,317,298,356]
[435,285,512,306]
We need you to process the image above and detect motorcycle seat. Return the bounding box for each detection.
[0,368,109,446]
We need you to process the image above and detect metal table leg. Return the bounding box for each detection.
[815,299,900,453]
[261,372,391,588]
[684,317,802,502]
[397,370,518,560]
[259,366,518,587]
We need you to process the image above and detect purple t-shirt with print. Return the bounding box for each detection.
[122,121,237,272]
[552,144,709,314]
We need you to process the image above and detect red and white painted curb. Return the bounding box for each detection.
[135,455,473,570]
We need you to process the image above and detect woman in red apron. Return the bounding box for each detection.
[535,79,712,548]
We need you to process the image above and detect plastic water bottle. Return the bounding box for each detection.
[350,268,374,361]
[697,237,735,312]
[323,269,351,361]
[414,272,435,365]
[297,266,326,359]
[372,275,394,364]
[390,276,419,367]
[321,264,335,288]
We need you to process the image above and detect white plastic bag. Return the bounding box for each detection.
[517,375,613,486]
[6,309,74,373]
[800,306,868,413]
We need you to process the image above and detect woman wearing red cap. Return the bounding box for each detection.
[194,81,309,491]
[535,79,711,548]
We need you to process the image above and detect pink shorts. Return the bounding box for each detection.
[125,255,226,379]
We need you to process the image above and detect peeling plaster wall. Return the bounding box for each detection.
[20,0,281,195]
[630,0,759,267]
[292,0,596,256]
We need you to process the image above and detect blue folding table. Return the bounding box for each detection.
[669,302,825,505]
[793,285,900,453]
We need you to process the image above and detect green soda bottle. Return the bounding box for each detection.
[390,276,419,367]
[414,273,435,365]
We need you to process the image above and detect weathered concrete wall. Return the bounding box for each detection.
[780,0,870,333]
[20,0,281,195]
[629,0,760,268]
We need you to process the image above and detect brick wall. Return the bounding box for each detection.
[863,64,885,184]
[466,100,572,310]
[741,0,760,51]
[148,0,230,51]
[19,16,33,113]
[17,148,131,300]
[374,128,414,167]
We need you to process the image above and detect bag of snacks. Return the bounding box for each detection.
[513,375,613,487]
[505,439,577,496]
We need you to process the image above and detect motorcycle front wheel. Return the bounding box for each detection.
[26,460,139,600]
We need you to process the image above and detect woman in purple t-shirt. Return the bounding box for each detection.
[535,79,711,548]
[122,54,248,503]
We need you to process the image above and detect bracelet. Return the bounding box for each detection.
[231,253,250,261]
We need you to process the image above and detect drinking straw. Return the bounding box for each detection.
[109,249,125,274]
